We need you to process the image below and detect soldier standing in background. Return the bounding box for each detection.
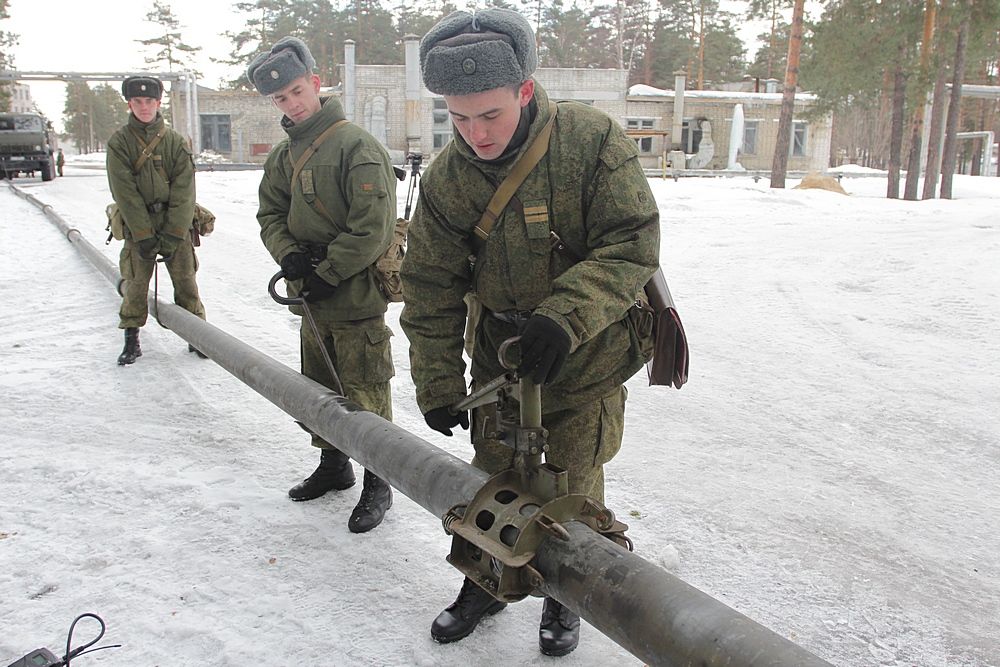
[249,37,397,533]
[400,8,660,657]
[107,75,206,366]
[56,148,64,177]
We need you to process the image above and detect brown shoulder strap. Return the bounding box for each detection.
[474,103,557,242]
[129,126,168,174]
[289,119,349,192]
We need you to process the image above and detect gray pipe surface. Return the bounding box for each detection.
[10,182,833,667]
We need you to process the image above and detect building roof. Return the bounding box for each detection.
[627,83,817,102]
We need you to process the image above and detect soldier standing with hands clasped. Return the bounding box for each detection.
[249,37,398,534]
[107,75,207,366]
[400,7,660,657]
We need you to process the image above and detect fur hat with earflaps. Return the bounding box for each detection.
[121,76,163,101]
[247,36,317,96]
[420,8,537,96]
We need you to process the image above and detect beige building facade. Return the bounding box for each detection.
[170,37,831,174]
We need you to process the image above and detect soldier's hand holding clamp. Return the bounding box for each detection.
[423,406,469,436]
[517,315,571,385]
[157,233,183,261]
[303,273,337,303]
[280,251,314,281]
[136,237,159,261]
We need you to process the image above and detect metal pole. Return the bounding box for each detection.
[8,183,834,667]
[535,522,831,667]
[191,73,201,154]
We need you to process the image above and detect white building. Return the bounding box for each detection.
[171,37,832,174]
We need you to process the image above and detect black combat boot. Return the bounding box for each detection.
[539,597,580,657]
[348,470,392,533]
[288,448,356,501]
[188,343,208,359]
[117,328,142,365]
[430,578,507,644]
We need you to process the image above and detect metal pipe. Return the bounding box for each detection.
[535,522,831,667]
[10,183,833,667]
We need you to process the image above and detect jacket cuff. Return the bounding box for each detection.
[531,307,582,353]
[417,378,468,414]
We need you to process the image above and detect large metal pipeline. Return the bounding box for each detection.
[8,182,833,666]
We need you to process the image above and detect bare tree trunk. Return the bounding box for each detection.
[904,0,937,200]
[770,0,805,189]
[888,59,907,198]
[941,14,970,199]
[616,0,625,69]
[922,57,950,199]
[697,0,706,90]
[767,1,777,79]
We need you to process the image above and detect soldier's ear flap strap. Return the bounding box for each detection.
[473,102,557,243]
[289,119,349,191]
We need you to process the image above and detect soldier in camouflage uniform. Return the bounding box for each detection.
[107,76,206,366]
[249,37,397,534]
[400,8,660,657]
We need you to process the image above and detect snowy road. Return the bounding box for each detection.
[1,164,998,666]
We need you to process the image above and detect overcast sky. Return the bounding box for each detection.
[5,0,240,129]
[4,0,822,132]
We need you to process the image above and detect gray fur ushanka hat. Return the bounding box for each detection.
[420,8,537,96]
[247,36,317,96]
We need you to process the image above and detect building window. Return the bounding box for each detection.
[626,118,655,154]
[680,120,703,154]
[200,114,232,153]
[742,120,759,156]
[432,98,452,150]
[791,121,807,157]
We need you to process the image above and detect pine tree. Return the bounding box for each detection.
[137,0,202,74]
[747,21,789,81]
[0,0,17,111]
[538,0,595,68]
[746,0,795,80]
[770,0,805,189]
[218,0,299,88]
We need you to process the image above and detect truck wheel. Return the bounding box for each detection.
[41,159,54,182]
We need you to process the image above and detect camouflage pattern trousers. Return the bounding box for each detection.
[118,234,206,329]
[300,314,394,451]
[470,385,626,504]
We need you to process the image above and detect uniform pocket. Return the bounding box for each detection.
[593,387,626,466]
[363,326,395,383]
[119,243,136,281]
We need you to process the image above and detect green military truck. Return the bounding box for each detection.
[0,112,58,181]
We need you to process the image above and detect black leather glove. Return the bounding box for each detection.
[517,315,571,385]
[423,406,469,437]
[136,237,159,261]
[157,233,183,261]
[280,251,314,281]
[303,272,337,303]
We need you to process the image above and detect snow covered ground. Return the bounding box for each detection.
[1,163,998,666]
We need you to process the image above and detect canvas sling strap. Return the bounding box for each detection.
[469,101,689,390]
[473,103,557,243]
[128,126,168,176]
[462,103,556,357]
[289,119,350,221]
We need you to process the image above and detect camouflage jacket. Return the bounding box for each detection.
[106,113,194,243]
[257,98,396,320]
[400,83,660,413]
